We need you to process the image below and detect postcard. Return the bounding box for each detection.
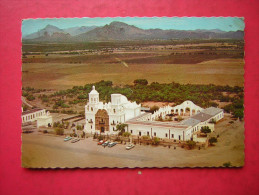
[21,17,244,168]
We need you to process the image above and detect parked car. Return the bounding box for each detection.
[71,138,80,143]
[126,144,135,150]
[102,141,110,146]
[108,142,117,147]
[98,140,105,145]
[64,136,72,142]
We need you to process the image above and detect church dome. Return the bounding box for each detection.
[89,86,99,95]
[120,95,128,104]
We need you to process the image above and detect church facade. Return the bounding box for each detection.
[84,86,142,134]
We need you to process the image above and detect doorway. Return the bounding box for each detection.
[101,127,105,133]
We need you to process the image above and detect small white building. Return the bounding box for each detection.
[37,111,53,128]
[22,108,46,123]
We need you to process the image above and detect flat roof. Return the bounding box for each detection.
[201,107,223,116]
[191,112,212,122]
[181,118,201,127]
[126,120,188,129]
[22,108,44,116]
[127,112,152,121]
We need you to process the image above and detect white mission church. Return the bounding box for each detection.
[84,86,224,141]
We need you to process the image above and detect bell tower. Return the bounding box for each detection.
[89,85,99,104]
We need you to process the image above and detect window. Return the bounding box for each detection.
[130,130,133,134]
[139,132,141,136]
[113,127,115,131]
[154,132,156,136]
[114,109,116,113]
[147,132,150,136]
[179,135,181,140]
[172,134,174,138]
[91,125,92,129]
[165,133,168,138]
[91,107,93,111]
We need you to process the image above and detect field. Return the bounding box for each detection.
[22,40,244,89]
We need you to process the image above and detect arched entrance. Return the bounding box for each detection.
[95,109,109,133]
[101,127,105,133]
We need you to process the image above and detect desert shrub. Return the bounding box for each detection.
[22,105,29,111]
[223,162,232,167]
[54,128,64,135]
[27,95,35,101]
[209,137,218,145]
[122,132,131,137]
[142,135,150,140]
[152,137,160,145]
[133,79,148,86]
[209,119,216,124]
[201,126,211,134]
[186,140,196,149]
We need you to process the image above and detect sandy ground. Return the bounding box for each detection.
[21,114,244,168]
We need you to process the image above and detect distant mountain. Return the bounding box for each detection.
[23,25,65,39]
[63,26,97,36]
[74,21,150,41]
[75,21,244,41]
[30,32,72,42]
[23,21,244,42]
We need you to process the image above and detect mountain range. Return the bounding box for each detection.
[23,21,244,42]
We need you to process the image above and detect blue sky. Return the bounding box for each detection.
[22,17,244,36]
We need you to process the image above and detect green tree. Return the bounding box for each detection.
[116,123,128,135]
[133,79,148,86]
[150,105,159,114]
[201,126,211,134]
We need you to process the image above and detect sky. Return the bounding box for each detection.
[22,17,245,36]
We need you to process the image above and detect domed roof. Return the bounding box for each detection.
[120,95,128,104]
[89,86,99,95]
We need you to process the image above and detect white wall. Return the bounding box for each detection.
[127,123,189,141]
[22,109,46,123]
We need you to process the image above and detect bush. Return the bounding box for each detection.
[209,137,218,146]
[54,128,64,135]
[43,130,48,134]
[97,135,104,141]
[22,105,29,111]
[209,119,216,124]
[152,137,160,145]
[142,135,150,140]
[201,126,211,134]
[133,79,148,86]
[27,95,35,101]
[186,140,196,149]
[122,132,131,137]
[150,105,159,114]
[223,162,232,167]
